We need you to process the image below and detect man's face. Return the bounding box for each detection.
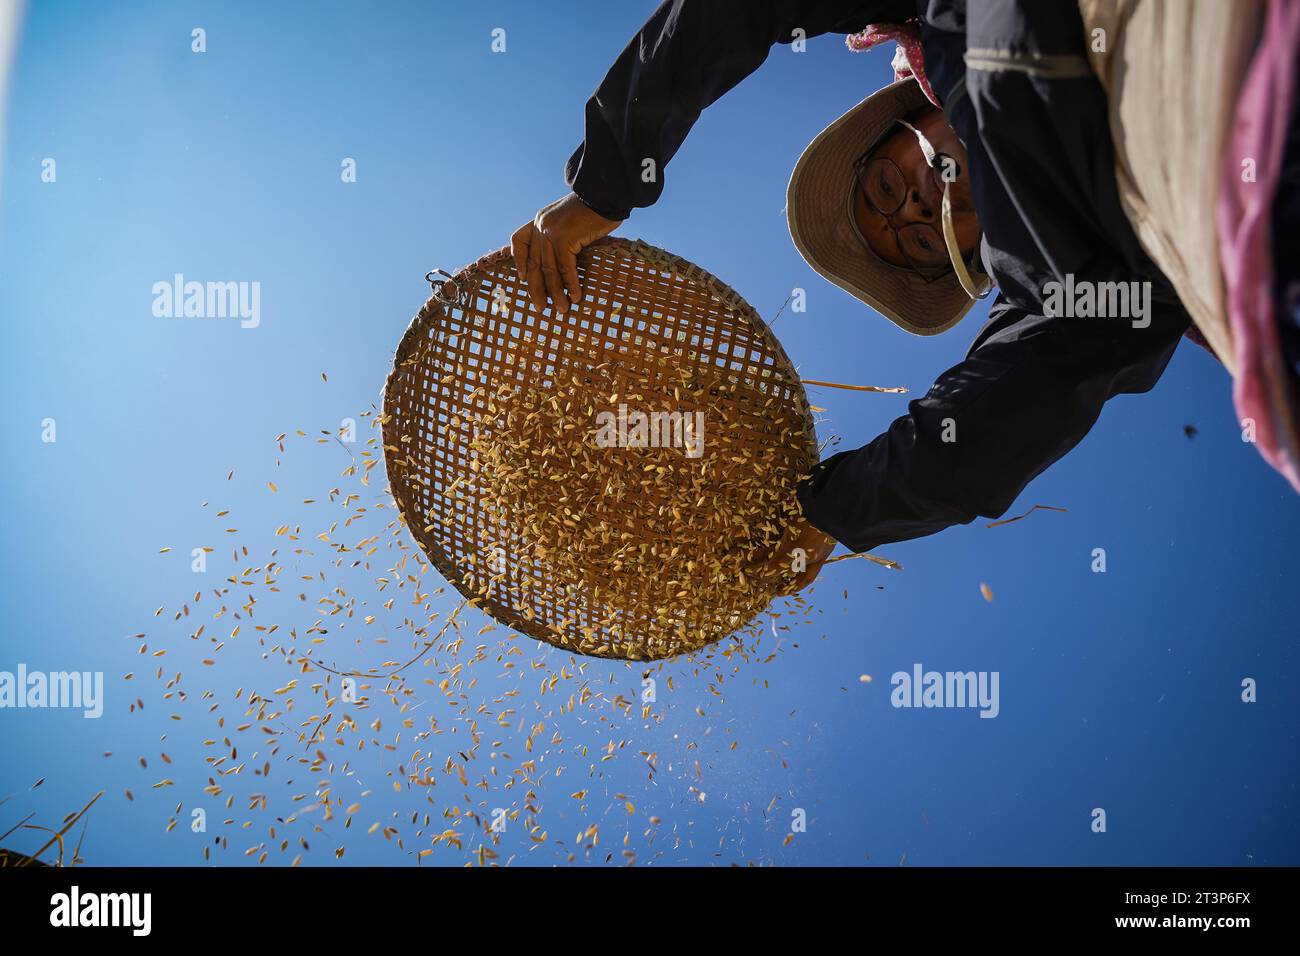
[852,106,981,272]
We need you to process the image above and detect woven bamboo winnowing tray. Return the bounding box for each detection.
[382,237,818,661]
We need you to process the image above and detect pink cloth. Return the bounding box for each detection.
[846,21,940,107]
[1218,0,1300,492]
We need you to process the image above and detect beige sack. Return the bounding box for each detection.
[1078,0,1266,376]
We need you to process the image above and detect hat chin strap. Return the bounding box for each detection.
[941,186,992,300]
[896,119,994,301]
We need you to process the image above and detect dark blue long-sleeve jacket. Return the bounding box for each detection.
[565,0,1192,552]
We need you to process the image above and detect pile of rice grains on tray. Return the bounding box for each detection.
[461,363,810,660]
[383,238,821,661]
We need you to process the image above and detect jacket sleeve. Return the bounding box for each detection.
[566,0,915,221]
[797,296,1189,552]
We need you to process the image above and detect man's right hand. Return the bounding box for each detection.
[511,193,622,314]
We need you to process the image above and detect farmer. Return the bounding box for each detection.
[511,0,1300,590]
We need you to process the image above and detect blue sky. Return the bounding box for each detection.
[1,0,1297,867]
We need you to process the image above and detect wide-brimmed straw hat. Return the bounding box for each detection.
[787,78,982,336]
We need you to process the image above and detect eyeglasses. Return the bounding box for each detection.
[851,117,993,301]
[852,151,953,282]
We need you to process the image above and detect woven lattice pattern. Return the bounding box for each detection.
[382,238,817,660]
